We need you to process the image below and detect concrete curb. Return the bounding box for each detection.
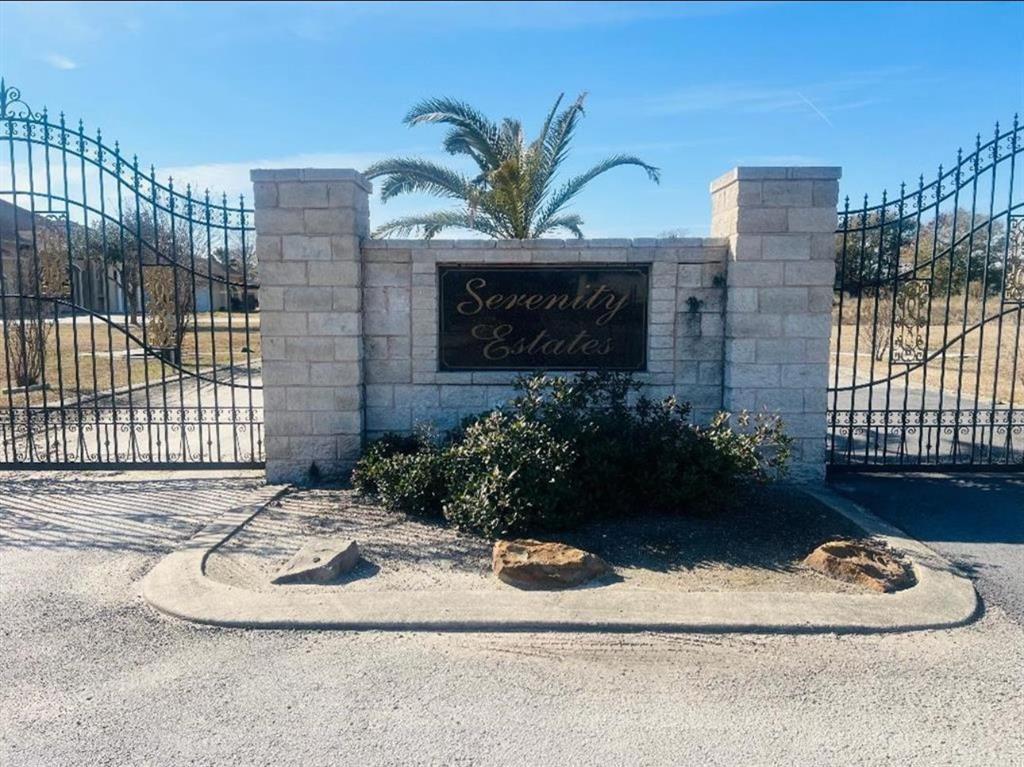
[142,485,979,634]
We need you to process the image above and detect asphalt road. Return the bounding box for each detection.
[830,471,1024,624]
[1,472,1022,766]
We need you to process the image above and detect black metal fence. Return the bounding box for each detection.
[0,80,262,468]
[829,117,1023,470]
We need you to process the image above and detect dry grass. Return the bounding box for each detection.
[831,295,1023,405]
[0,312,261,407]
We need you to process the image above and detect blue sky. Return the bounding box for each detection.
[1,1,1022,237]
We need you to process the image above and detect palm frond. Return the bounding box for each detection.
[535,154,660,232]
[532,93,565,157]
[496,118,525,163]
[488,156,531,238]
[543,92,588,181]
[372,210,504,240]
[525,93,567,225]
[404,97,500,169]
[404,97,495,132]
[441,129,491,174]
[362,158,473,203]
[532,213,585,239]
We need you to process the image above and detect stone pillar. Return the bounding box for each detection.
[710,167,840,481]
[251,168,371,483]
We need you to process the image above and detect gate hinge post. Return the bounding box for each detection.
[710,166,841,482]
[251,168,371,484]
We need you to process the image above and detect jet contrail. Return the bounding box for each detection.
[796,91,834,128]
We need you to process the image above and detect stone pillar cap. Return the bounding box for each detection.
[250,168,372,192]
[710,166,841,193]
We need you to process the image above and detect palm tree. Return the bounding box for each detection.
[363,93,660,239]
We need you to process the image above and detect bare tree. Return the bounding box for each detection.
[852,293,894,362]
[110,204,201,325]
[4,229,69,387]
[142,265,193,357]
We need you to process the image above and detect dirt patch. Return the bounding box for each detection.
[205,485,872,595]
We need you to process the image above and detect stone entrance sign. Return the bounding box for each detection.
[438,264,649,371]
[252,164,841,483]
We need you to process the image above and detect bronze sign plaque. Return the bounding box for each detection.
[438,264,649,371]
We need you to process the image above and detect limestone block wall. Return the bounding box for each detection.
[359,239,728,438]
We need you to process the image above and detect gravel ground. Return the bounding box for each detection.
[206,485,870,594]
[2,473,1023,766]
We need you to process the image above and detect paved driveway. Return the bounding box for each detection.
[1,472,1022,766]
[2,369,263,466]
[829,366,1022,467]
[830,472,1024,624]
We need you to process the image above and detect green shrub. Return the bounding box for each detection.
[442,411,579,537]
[351,373,792,537]
[372,450,449,519]
[502,373,791,517]
[352,431,448,518]
[351,432,426,496]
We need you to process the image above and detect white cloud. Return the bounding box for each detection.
[44,53,78,70]
[162,150,465,234]
[161,152,387,200]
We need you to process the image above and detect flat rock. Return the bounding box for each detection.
[272,539,360,585]
[493,539,611,590]
[803,538,916,593]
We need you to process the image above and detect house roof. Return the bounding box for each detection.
[0,199,66,241]
[0,200,258,285]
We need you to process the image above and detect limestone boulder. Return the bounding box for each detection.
[272,539,361,585]
[803,538,916,593]
[493,539,611,590]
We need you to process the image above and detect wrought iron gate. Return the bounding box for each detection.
[829,117,1023,470]
[0,81,262,468]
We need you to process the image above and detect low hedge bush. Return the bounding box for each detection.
[352,373,792,537]
[351,430,447,518]
[443,411,579,538]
